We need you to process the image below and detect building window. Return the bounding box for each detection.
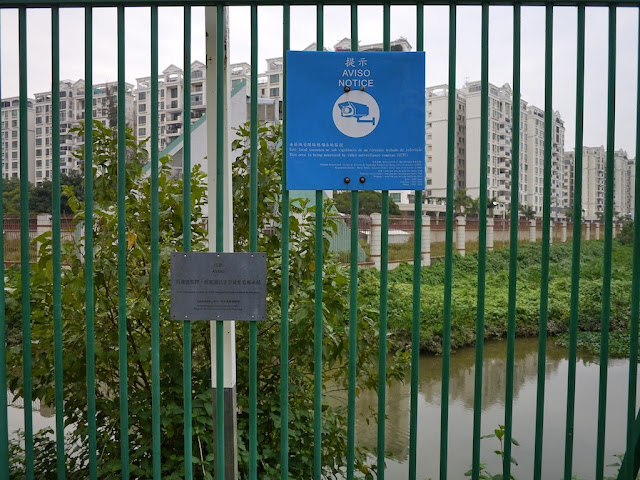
[139,128,146,136]
[192,70,203,79]
[170,88,178,99]
[139,103,146,112]
[139,92,147,100]
[138,116,146,125]
[269,74,280,83]
[269,88,279,97]
[36,127,42,135]
[170,100,178,109]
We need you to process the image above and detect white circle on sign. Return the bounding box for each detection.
[332,90,380,138]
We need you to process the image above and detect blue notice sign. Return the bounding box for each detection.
[286,51,425,191]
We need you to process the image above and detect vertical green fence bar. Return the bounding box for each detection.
[116,6,130,478]
[280,3,291,479]
[595,5,616,479]
[313,5,324,479]
[626,7,640,479]
[471,4,489,479]
[533,5,553,479]
[440,2,455,478]
[150,5,161,480]
[249,4,259,479]
[215,4,225,479]
[563,5,585,479]
[51,7,66,478]
[377,5,390,480]
[503,4,520,479]
[407,7,423,480]
[182,6,193,479]
[84,6,98,479]
[0,10,8,479]
[346,8,358,480]
[19,8,34,480]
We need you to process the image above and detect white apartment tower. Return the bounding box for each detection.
[33,80,135,184]
[135,61,207,152]
[1,96,35,182]
[424,84,466,202]
[524,106,565,216]
[582,146,606,221]
[33,80,85,183]
[561,153,574,212]
[613,150,635,218]
[464,81,514,212]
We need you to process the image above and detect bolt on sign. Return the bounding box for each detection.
[170,252,267,321]
[285,51,426,191]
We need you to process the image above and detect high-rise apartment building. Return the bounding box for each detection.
[424,84,466,202]
[423,81,567,217]
[614,149,635,218]
[135,61,207,152]
[464,81,514,211]
[1,96,35,182]
[564,147,636,221]
[32,80,136,185]
[561,153,574,212]
[524,106,565,216]
[581,146,606,221]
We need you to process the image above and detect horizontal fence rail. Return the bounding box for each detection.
[1,1,640,480]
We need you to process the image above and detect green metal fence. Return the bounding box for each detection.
[1,1,640,479]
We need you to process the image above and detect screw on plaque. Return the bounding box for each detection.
[360,86,366,91]
[344,86,351,92]
[359,177,366,184]
[344,177,351,184]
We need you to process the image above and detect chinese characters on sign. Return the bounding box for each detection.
[170,252,267,321]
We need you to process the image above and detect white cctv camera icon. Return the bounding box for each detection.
[338,101,376,125]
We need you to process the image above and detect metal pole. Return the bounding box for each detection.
[205,7,238,479]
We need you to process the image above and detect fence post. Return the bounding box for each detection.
[596,222,600,240]
[561,221,567,243]
[36,214,52,261]
[529,218,536,243]
[549,222,553,244]
[456,215,466,257]
[487,217,494,251]
[422,214,430,266]
[370,213,382,270]
[586,221,591,240]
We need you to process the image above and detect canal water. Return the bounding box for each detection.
[354,338,638,479]
[6,337,638,479]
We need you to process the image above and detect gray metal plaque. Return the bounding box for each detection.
[170,252,267,321]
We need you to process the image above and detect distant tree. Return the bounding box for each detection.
[2,177,21,216]
[519,204,536,220]
[9,172,86,215]
[453,188,473,214]
[334,191,401,216]
[564,208,573,221]
[619,221,633,245]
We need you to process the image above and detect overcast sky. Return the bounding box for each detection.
[1,5,638,155]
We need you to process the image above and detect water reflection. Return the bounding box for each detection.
[354,338,637,479]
